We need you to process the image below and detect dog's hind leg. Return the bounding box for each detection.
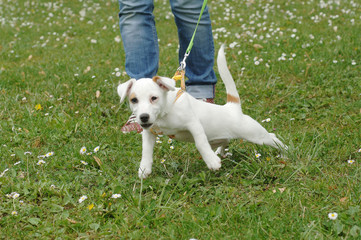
[236,115,287,151]
[267,133,288,150]
[255,132,288,158]
[254,132,287,151]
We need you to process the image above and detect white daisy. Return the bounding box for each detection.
[78,195,88,203]
[7,192,20,199]
[347,160,355,164]
[114,36,121,43]
[37,160,46,165]
[328,212,338,220]
[262,118,271,123]
[94,146,100,153]
[80,147,87,155]
[12,192,20,199]
[111,194,121,199]
[45,152,54,157]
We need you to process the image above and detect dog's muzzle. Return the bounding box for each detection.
[139,113,153,129]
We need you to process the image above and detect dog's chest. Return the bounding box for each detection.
[150,122,194,142]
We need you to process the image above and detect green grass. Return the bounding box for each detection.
[1,0,360,239]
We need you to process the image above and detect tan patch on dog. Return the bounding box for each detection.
[152,76,169,91]
[227,94,240,103]
[129,93,136,100]
[152,76,160,83]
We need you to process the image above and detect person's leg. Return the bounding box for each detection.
[170,0,217,99]
[118,0,159,133]
[118,0,159,79]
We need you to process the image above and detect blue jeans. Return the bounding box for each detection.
[118,0,217,98]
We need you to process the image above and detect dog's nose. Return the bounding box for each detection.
[140,113,150,123]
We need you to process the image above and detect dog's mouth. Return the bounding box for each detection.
[140,123,153,129]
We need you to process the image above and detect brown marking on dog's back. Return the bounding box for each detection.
[227,94,240,103]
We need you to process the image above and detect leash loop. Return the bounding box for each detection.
[172,69,186,91]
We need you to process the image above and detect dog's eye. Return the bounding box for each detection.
[151,96,158,102]
[130,98,138,104]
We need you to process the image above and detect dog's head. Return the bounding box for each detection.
[117,76,175,129]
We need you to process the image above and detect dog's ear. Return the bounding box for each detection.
[152,76,175,91]
[117,78,136,104]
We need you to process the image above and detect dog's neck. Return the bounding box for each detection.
[157,88,182,118]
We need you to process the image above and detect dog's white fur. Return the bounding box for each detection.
[118,45,287,179]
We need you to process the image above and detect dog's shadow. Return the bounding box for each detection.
[153,139,282,186]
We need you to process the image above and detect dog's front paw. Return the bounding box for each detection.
[206,155,222,170]
[138,167,152,179]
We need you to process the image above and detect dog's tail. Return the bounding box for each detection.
[217,44,241,105]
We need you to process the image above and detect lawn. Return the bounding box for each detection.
[0,0,360,239]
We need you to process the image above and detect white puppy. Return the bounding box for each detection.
[118,45,287,179]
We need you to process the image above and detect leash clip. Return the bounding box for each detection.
[178,52,189,71]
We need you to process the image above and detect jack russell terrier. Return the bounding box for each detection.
[117,45,287,179]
